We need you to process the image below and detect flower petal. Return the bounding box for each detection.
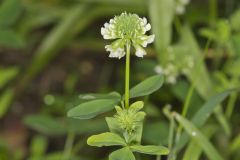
[105,40,126,59]
[155,66,164,75]
[141,35,155,47]
[101,27,109,36]
[145,23,151,32]
[135,45,146,57]
[176,5,185,15]
[104,22,109,28]
[109,49,124,58]
[180,0,190,5]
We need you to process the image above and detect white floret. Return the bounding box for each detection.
[135,45,146,57]
[141,35,155,47]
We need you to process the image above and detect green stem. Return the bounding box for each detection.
[156,155,161,160]
[72,138,85,154]
[62,132,75,160]
[174,16,182,36]
[166,115,176,160]
[226,93,237,118]
[168,116,175,150]
[174,38,211,145]
[225,77,238,119]
[209,0,218,26]
[162,106,176,160]
[125,42,131,109]
[176,85,194,137]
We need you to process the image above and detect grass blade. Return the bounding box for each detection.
[230,134,240,154]
[174,113,224,160]
[149,0,174,56]
[183,125,217,160]
[0,88,14,118]
[176,88,239,151]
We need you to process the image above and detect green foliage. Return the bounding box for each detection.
[86,100,168,159]
[29,136,48,159]
[78,92,121,100]
[109,147,135,160]
[182,125,217,160]
[176,88,239,151]
[149,0,174,54]
[23,115,66,135]
[175,113,223,160]
[0,0,22,26]
[0,67,19,89]
[0,88,14,118]
[130,145,169,155]
[230,134,240,154]
[0,0,24,48]
[1,1,240,160]
[0,30,24,48]
[129,75,164,98]
[87,132,127,147]
[67,99,119,119]
[230,9,240,32]
[142,121,169,145]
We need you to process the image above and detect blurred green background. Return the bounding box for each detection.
[0,0,240,160]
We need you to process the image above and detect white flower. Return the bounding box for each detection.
[154,66,164,75]
[175,0,190,15]
[176,5,186,15]
[104,39,126,59]
[155,64,178,85]
[106,46,125,59]
[140,35,155,47]
[101,12,155,59]
[180,0,190,5]
[134,44,147,58]
[167,75,177,84]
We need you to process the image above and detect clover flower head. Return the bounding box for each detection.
[101,12,155,59]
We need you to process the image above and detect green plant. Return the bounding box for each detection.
[67,12,169,160]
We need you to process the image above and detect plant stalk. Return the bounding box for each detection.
[62,132,75,160]
[125,42,131,109]
[176,84,194,140]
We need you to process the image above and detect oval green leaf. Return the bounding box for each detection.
[78,92,121,101]
[129,75,164,99]
[130,145,169,155]
[129,101,144,112]
[109,147,135,160]
[106,117,122,135]
[87,132,126,147]
[67,99,118,119]
[23,115,66,135]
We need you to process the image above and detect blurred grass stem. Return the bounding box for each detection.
[62,132,75,160]
[209,0,218,26]
[175,84,194,142]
